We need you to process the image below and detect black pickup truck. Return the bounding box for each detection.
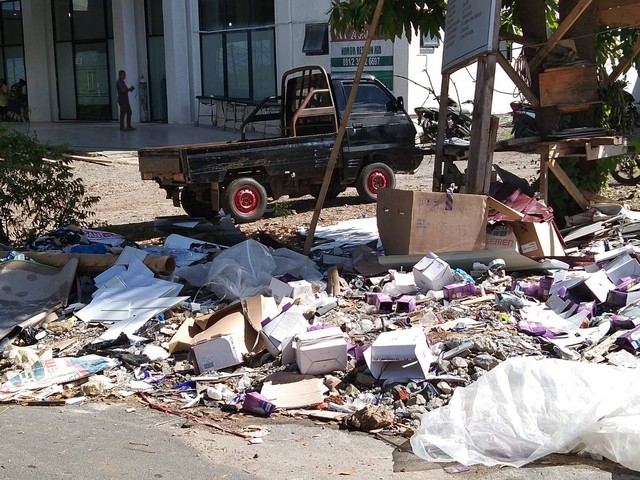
[138,65,423,223]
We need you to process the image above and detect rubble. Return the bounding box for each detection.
[3,187,640,473]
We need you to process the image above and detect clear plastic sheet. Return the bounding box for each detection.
[410,357,640,471]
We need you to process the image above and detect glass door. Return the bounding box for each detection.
[74,43,110,119]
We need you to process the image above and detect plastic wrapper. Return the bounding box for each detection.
[206,240,277,300]
[410,357,640,472]
[0,355,119,394]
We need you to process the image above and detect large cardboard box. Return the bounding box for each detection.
[377,189,488,255]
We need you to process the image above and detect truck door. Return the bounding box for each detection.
[335,79,417,179]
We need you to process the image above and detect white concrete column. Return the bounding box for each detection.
[163,0,192,124]
[21,2,52,121]
[112,0,140,122]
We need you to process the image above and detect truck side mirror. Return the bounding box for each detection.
[397,96,404,109]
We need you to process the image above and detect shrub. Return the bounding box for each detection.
[0,126,99,244]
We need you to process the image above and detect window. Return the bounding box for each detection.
[303,23,328,56]
[0,1,25,88]
[199,0,275,102]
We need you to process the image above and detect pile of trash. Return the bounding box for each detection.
[2,191,640,472]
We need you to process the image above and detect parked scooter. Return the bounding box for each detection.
[414,88,472,143]
[611,93,640,185]
[509,100,538,138]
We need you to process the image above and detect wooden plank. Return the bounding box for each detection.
[547,158,590,210]
[539,65,599,107]
[608,36,640,84]
[529,0,594,72]
[596,0,640,26]
[487,196,526,220]
[496,53,540,108]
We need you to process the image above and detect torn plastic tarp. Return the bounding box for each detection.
[0,355,118,394]
[411,357,640,472]
[0,258,78,339]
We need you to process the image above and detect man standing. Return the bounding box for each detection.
[116,70,135,131]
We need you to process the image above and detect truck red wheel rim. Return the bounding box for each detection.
[367,169,389,194]
[233,186,260,214]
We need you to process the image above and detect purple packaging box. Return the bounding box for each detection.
[369,292,393,313]
[242,391,277,417]
[443,282,477,301]
[615,325,640,352]
[616,275,639,293]
[516,320,548,336]
[395,295,416,313]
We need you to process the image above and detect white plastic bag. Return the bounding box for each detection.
[410,357,640,472]
[206,240,276,300]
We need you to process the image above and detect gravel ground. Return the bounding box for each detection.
[69,141,638,242]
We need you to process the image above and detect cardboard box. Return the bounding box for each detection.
[190,334,245,373]
[293,326,348,375]
[510,221,565,258]
[363,328,435,380]
[395,295,416,313]
[169,294,274,354]
[486,223,519,251]
[413,253,455,292]
[377,189,488,255]
[260,305,309,357]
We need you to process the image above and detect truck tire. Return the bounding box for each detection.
[224,178,268,223]
[356,162,395,203]
[181,186,214,218]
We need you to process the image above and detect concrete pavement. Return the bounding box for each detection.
[1,402,639,480]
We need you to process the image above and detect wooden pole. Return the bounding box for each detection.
[466,53,499,194]
[432,73,451,192]
[303,0,385,255]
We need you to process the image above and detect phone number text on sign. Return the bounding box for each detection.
[342,56,382,67]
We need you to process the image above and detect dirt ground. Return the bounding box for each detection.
[71,138,639,242]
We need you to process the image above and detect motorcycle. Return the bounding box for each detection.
[611,94,640,185]
[414,88,472,143]
[509,100,538,138]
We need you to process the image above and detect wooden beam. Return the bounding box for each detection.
[608,36,640,85]
[547,158,590,210]
[487,196,526,221]
[496,53,540,108]
[303,0,385,255]
[466,54,498,194]
[529,0,594,72]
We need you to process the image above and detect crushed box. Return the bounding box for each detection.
[413,253,455,292]
[363,328,435,380]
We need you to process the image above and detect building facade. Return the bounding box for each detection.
[7,0,633,125]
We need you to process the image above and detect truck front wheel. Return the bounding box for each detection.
[224,178,268,223]
[356,163,395,203]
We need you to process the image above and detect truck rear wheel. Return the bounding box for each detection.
[356,162,395,203]
[181,185,214,218]
[224,178,267,223]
